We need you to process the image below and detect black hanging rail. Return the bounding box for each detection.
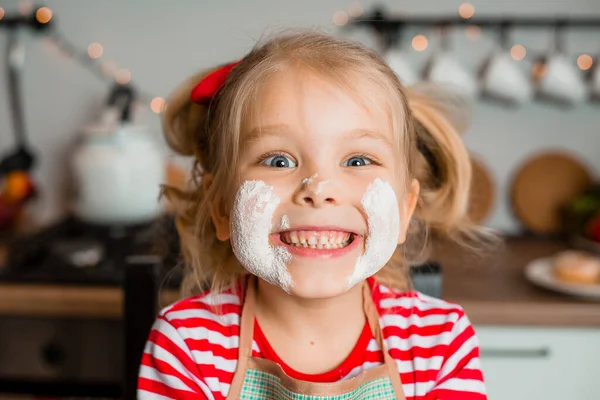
[352,8,600,29]
[0,12,52,32]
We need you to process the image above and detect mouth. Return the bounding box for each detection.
[279,230,355,249]
[271,227,361,258]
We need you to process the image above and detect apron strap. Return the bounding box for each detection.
[228,275,256,396]
[362,281,406,399]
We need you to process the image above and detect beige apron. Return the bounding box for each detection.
[226,276,406,399]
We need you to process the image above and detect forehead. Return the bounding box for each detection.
[244,67,394,137]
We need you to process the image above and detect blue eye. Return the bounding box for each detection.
[343,156,373,167]
[261,155,297,168]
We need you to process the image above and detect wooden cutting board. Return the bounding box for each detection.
[468,153,495,224]
[511,151,594,235]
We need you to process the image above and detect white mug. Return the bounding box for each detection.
[480,51,533,105]
[383,47,419,86]
[425,52,478,99]
[536,53,587,105]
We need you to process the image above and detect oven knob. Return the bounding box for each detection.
[41,342,67,367]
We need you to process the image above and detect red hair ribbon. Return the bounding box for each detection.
[190,61,241,104]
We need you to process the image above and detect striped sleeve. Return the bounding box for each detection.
[137,316,214,400]
[427,311,487,400]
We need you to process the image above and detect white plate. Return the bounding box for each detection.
[524,257,600,301]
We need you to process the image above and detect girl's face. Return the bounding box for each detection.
[213,68,418,299]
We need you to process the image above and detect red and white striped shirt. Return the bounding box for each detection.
[138,277,487,399]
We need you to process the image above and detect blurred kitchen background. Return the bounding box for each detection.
[0,0,599,399]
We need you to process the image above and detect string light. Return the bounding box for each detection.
[87,42,103,59]
[333,11,349,26]
[412,35,428,51]
[577,54,593,70]
[510,45,527,61]
[348,2,363,18]
[458,3,475,19]
[35,7,52,24]
[18,0,34,16]
[115,69,131,85]
[0,8,5,20]
[150,97,167,114]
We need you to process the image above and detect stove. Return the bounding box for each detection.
[0,215,182,288]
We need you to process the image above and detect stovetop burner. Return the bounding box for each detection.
[0,215,182,287]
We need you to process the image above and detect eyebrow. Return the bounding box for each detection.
[243,124,290,145]
[346,128,394,150]
[243,125,393,150]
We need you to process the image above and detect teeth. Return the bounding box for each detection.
[280,230,353,248]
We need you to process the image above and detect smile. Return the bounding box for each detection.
[280,230,354,249]
[271,227,362,258]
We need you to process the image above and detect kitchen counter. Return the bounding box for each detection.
[0,236,599,326]
[435,236,600,327]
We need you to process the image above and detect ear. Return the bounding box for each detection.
[398,179,420,244]
[203,173,231,241]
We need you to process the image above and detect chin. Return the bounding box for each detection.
[284,260,358,299]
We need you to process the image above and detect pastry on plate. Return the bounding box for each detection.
[553,250,600,285]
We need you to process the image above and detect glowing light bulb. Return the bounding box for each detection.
[115,69,131,84]
[510,45,527,61]
[35,7,52,24]
[458,3,475,19]
[348,2,363,18]
[412,35,428,52]
[577,54,593,70]
[87,42,103,59]
[150,97,167,114]
[333,11,349,26]
[18,0,34,16]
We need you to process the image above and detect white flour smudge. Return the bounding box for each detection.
[314,180,332,194]
[301,173,318,186]
[230,180,293,292]
[280,214,290,231]
[347,178,401,289]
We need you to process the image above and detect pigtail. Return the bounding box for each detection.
[405,84,482,242]
[163,70,217,164]
[160,67,238,298]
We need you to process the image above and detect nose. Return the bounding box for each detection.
[293,174,337,207]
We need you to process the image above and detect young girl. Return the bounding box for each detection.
[138,31,487,400]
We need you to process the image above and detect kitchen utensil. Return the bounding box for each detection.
[468,153,495,224]
[424,26,478,99]
[479,24,533,105]
[534,25,587,105]
[72,84,165,226]
[383,27,419,86]
[0,28,37,231]
[511,151,594,235]
[525,257,600,301]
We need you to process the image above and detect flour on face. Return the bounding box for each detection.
[230,180,293,292]
[301,173,318,186]
[314,180,332,194]
[280,214,290,231]
[348,178,401,289]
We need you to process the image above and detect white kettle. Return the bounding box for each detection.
[72,84,164,226]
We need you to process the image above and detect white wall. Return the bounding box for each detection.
[0,0,599,232]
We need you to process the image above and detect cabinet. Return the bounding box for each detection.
[476,326,600,400]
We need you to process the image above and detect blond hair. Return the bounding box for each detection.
[162,30,488,297]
